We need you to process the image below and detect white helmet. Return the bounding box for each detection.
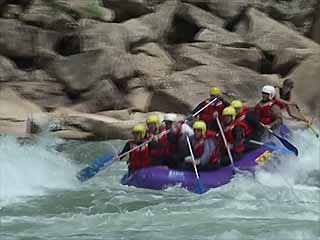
[163,113,177,122]
[262,85,276,99]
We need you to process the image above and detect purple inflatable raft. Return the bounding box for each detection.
[120,145,274,193]
[120,125,294,193]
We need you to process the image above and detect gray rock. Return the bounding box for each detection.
[46,48,135,93]
[177,2,224,29]
[1,4,22,19]
[271,48,317,75]
[131,42,174,80]
[20,0,76,30]
[235,8,320,51]
[183,0,318,35]
[288,54,320,115]
[0,19,60,58]
[0,87,43,121]
[3,70,71,109]
[149,62,279,112]
[74,79,127,113]
[311,2,320,44]
[101,0,162,21]
[50,0,115,22]
[0,55,29,82]
[195,28,244,45]
[79,0,177,51]
[171,42,263,71]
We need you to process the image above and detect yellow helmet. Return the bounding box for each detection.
[231,100,243,110]
[132,124,146,138]
[210,87,221,96]
[222,106,236,120]
[192,121,207,136]
[146,115,160,126]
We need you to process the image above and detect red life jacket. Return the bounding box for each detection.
[128,140,151,170]
[240,106,250,116]
[235,108,254,138]
[199,99,226,125]
[255,99,277,125]
[146,128,169,159]
[224,123,245,154]
[192,130,220,166]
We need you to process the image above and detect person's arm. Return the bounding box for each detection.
[270,104,283,130]
[198,139,214,166]
[118,141,131,160]
[232,125,245,150]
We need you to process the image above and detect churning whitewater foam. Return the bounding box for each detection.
[255,128,320,188]
[0,135,79,204]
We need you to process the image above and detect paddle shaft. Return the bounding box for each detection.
[192,98,218,118]
[216,117,235,166]
[249,140,291,154]
[117,129,170,160]
[186,135,200,180]
[122,97,218,159]
[260,123,299,156]
[295,106,319,138]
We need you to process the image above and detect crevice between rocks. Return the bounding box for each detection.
[167,15,201,44]
[54,34,81,56]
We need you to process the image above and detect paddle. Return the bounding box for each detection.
[216,117,235,167]
[186,135,205,194]
[249,140,293,155]
[260,123,299,156]
[295,106,319,138]
[77,98,218,182]
[192,97,218,118]
[77,137,153,182]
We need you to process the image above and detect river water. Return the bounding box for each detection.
[1,129,319,240]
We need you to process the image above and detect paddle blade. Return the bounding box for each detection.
[264,143,292,155]
[195,180,206,194]
[77,154,114,182]
[274,134,299,156]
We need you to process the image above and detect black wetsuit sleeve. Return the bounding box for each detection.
[221,97,230,107]
[119,142,131,160]
[191,101,206,116]
[233,125,245,148]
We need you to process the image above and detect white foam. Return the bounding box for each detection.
[0,136,79,205]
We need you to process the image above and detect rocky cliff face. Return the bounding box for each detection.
[0,0,319,139]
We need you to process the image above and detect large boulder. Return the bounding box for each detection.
[183,0,318,35]
[131,42,174,80]
[49,0,114,22]
[271,48,317,75]
[71,79,127,113]
[177,2,224,29]
[126,87,152,112]
[3,70,71,109]
[20,0,76,30]
[288,54,320,116]
[101,0,162,21]
[79,0,177,51]
[311,2,320,44]
[53,108,140,140]
[0,55,29,81]
[235,8,320,51]
[122,0,178,44]
[0,19,60,58]
[195,28,245,46]
[0,87,42,122]
[148,62,279,113]
[170,42,263,71]
[1,4,22,19]
[46,48,135,94]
